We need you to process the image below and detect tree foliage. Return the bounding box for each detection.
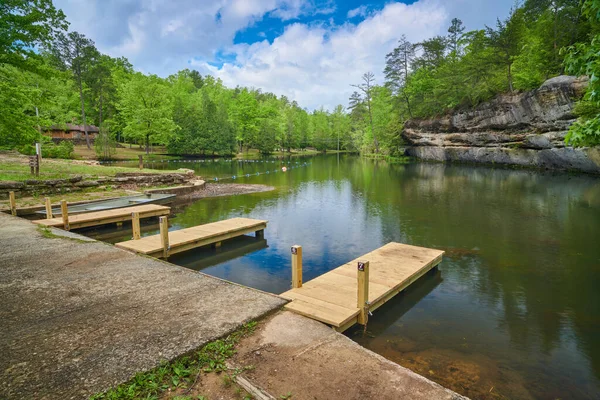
[563,0,600,146]
[50,31,100,148]
[0,0,597,157]
[119,73,177,154]
[0,0,67,72]
[379,0,591,125]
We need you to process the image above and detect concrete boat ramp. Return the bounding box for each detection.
[0,212,285,399]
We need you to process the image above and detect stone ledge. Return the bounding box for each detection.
[0,172,196,199]
[144,180,206,196]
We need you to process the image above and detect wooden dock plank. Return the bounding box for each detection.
[281,242,444,331]
[33,204,171,229]
[115,217,267,258]
[283,297,357,327]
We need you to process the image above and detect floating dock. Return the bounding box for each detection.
[33,204,170,230]
[115,217,267,258]
[280,242,444,332]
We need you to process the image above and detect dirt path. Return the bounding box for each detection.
[182,183,275,200]
[228,311,468,400]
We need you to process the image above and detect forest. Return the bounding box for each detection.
[1,0,599,158]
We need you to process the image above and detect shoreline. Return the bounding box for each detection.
[181,183,275,201]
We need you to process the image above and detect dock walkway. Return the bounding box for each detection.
[280,242,444,332]
[32,204,170,230]
[116,217,267,258]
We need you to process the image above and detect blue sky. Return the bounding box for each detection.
[53,0,515,110]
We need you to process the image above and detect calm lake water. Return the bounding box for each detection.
[95,155,600,399]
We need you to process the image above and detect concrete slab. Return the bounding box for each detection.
[232,311,468,400]
[0,212,286,399]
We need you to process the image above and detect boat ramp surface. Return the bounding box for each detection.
[0,212,285,399]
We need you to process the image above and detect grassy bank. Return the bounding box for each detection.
[74,145,180,161]
[0,154,172,182]
[91,322,258,400]
[0,187,145,208]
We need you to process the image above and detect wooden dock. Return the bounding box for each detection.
[115,217,267,258]
[33,204,170,230]
[280,242,444,332]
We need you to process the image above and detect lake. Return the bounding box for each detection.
[95,155,600,399]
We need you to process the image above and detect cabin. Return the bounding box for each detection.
[45,124,100,141]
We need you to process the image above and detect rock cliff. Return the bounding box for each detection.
[403,76,600,174]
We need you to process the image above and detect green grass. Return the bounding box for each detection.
[0,159,172,182]
[36,225,93,243]
[38,225,59,239]
[90,322,257,400]
[74,145,181,161]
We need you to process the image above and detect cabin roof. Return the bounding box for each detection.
[47,123,100,133]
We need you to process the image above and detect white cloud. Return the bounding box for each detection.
[54,0,311,73]
[54,0,515,110]
[195,0,447,110]
[269,0,336,20]
[347,5,368,19]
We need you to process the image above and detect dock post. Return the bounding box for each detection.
[132,212,141,240]
[291,245,303,288]
[9,191,16,216]
[159,216,169,258]
[255,229,264,239]
[60,200,69,231]
[357,260,370,326]
[138,155,143,170]
[44,198,53,219]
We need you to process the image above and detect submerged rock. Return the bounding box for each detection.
[403,76,600,173]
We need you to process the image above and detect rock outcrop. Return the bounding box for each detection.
[403,76,600,174]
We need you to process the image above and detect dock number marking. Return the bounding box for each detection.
[358,262,366,271]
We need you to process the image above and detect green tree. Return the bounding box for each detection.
[384,35,416,118]
[447,18,466,59]
[94,124,116,160]
[330,105,350,151]
[352,72,379,153]
[414,36,447,70]
[0,0,68,148]
[0,64,38,147]
[0,0,67,72]
[563,0,600,146]
[119,73,177,154]
[485,8,526,92]
[50,31,100,149]
[231,89,261,152]
[311,108,331,152]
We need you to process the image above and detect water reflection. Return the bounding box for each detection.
[103,155,600,399]
[170,236,268,271]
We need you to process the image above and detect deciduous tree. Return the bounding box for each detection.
[50,31,99,148]
[119,73,178,154]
